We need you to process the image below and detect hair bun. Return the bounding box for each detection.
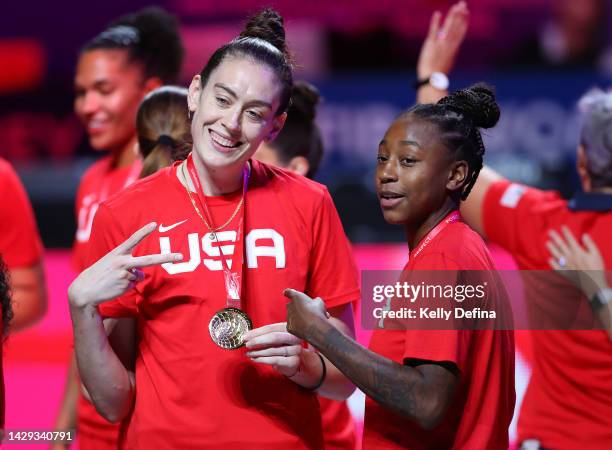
[240,8,287,55]
[438,83,500,129]
[290,81,320,122]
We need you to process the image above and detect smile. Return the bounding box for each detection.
[378,191,404,209]
[209,129,243,151]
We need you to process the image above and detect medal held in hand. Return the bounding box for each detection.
[209,307,253,349]
[184,155,253,349]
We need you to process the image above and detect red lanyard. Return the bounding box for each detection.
[186,154,250,309]
[410,210,461,261]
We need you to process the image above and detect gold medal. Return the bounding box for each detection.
[208,307,253,349]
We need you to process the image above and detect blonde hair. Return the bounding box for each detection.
[136,85,191,178]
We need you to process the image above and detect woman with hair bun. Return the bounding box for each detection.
[69,8,358,450]
[285,84,515,449]
[53,7,184,450]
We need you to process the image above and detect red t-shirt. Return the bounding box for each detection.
[363,218,516,450]
[73,156,141,271]
[319,396,357,450]
[73,156,141,446]
[483,180,612,449]
[0,157,43,269]
[90,160,360,450]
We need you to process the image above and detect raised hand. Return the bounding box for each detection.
[417,1,469,80]
[283,288,330,341]
[68,222,183,308]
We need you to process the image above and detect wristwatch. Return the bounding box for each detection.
[589,287,612,312]
[413,72,449,91]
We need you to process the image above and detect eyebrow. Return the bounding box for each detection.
[214,83,272,109]
[399,140,421,148]
[378,139,421,148]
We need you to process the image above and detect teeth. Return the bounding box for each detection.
[211,130,239,148]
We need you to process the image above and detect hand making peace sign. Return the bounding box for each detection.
[68,222,183,308]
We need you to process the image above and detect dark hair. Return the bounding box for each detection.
[267,81,323,178]
[404,83,500,200]
[0,257,13,340]
[137,86,191,178]
[198,8,293,116]
[82,7,184,84]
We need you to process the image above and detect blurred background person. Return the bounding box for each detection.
[0,257,15,432]
[254,81,356,450]
[53,7,184,449]
[460,83,612,450]
[135,85,191,179]
[0,158,46,332]
[254,81,323,179]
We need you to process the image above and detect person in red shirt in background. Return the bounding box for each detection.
[284,83,515,449]
[461,90,612,450]
[254,81,357,450]
[67,9,359,449]
[0,158,47,332]
[53,7,184,449]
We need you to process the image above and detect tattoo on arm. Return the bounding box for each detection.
[307,322,457,429]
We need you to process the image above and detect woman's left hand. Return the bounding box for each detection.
[243,323,303,377]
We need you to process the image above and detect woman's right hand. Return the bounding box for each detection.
[546,226,607,298]
[68,222,182,308]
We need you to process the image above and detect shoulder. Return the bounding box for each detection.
[80,156,112,185]
[100,165,176,219]
[0,158,20,190]
[422,221,494,270]
[250,159,332,209]
[485,179,566,214]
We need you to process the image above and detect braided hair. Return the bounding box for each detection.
[405,83,500,200]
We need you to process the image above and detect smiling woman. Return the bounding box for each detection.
[68,8,359,450]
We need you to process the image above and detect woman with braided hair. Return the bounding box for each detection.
[285,84,515,449]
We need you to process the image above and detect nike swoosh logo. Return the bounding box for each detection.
[158,219,188,233]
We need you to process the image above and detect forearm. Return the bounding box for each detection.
[53,355,79,430]
[9,264,47,331]
[69,303,134,422]
[305,319,452,429]
[288,347,355,400]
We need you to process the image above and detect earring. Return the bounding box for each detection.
[188,110,194,120]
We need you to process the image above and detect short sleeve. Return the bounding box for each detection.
[483,179,562,263]
[87,203,140,318]
[0,160,43,268]
[306,188,360,309]
[402,330,472,373]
